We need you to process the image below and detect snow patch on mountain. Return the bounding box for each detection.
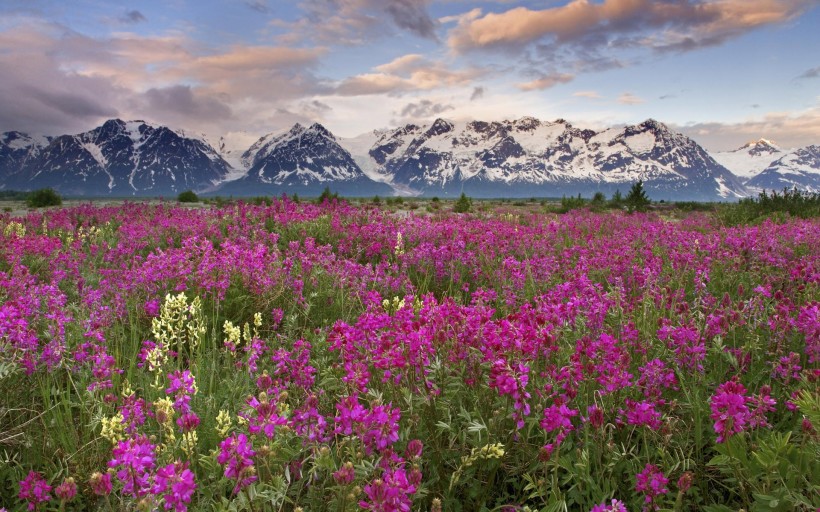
[712,139,787,180]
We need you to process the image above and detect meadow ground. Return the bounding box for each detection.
[1,197,818,511]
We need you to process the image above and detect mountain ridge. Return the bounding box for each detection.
[2,117,818,200]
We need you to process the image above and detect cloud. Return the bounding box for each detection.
[573,90,602,99]
[335,56,485,96]
[617,92,644,105]
[797,66,820,79]
[120,10,146,24]
[335,73,411,96]
[470,86,485,101]
[141,85,232,121]
[279,0,437,44]
[447,0,812,54]
[375,54,425,74]
[517,73,573,91]
[397,99,454,119]
[244,1,269,13]
[299,99,332,117]
[0,16,327,137]
[384,0,437,39]
[677,106,820,150]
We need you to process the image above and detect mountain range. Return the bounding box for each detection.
[1,117,818,201]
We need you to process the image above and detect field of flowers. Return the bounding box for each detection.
[1,198,818,511]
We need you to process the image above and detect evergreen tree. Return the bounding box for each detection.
[453,192,472,213]
[625,181,651,213]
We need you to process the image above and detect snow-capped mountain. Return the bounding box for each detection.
[5,116,817,200]
[3,119,233,196]
[746,145,820,192]
[342,117,747,200]
[218,123,393,197]
[712,139,786,181]
[0,132,51,188]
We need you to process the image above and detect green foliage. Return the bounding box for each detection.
[0,190,29,200]
[26,188,63,208]
[719,188,820,225]
[317,186,338,204]
[674,201,715,212]
[625,180,651,213]
[177,190,200,203]
[453,192,472,213]
[372,195,381,205]
[608,189,624,209]
[551,194,587,213]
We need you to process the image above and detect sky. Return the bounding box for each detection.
[0,0,818,151]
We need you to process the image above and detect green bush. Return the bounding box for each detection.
[453,192,472,213]
[317,186,338,204]
[177,190,199,203]
[625,180,651,213]
[26,188,62,208]
[718,188,820,225]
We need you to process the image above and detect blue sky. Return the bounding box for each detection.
[0,0,818,150]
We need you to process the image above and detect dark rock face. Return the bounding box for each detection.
[747,146,820,192]
[218,123,393,197]
[1,119,231,196]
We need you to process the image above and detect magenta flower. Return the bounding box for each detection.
[541,403,579,433]
[404,439,423,460]
[217,433,257,494]
[359,468,417,512]
[108,435,157,497]
[53,477,77,501]
[360,403,401,454]
[709,378,751,442]
[590,499,628,512]
[635,464,668,510]
[18,471,52,511]
[89,471,113,496]
[177,411,201,433]
[166,369,197,413]
[333,462,356,485]
[152,461,197,512]
[242,395,286,439]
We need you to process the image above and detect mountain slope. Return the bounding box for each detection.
[217,123,393,197]
[712,139,786,181]
[343,117,747,200]
[9,119,233,196]
[746,145,820,192]
[0,132,51,189]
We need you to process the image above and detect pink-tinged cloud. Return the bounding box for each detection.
[677,106,820,151]
[0,17,328,136]
[375,54,426,74]
[275,0,436,45]
[335,56,486,95]
[618,92,644,104]
[335,73,411,95]
[447,0,812,53]
[517,73,574,91]
[573,90,603,99]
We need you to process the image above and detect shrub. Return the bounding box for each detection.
[718,188,820,225]
[317,187,338,204]
[453,192,472,213]
[625,180,651,213]
[26,188,62,208]
[177,190,199,203]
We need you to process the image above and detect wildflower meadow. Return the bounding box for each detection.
[1,198,818,511]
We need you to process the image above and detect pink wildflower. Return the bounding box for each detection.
[18,471,52,511]
[635,464,668,510]
[152,461,197,512]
